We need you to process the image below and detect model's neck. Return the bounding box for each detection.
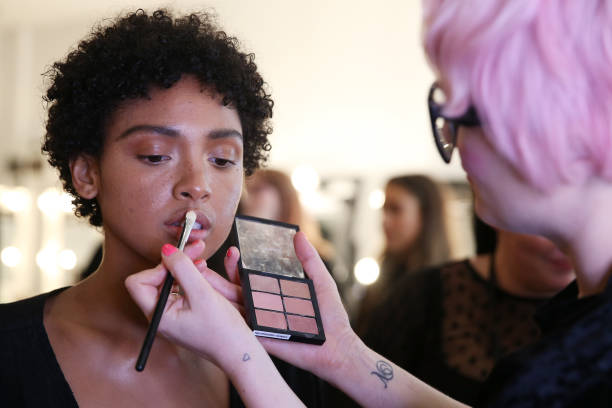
[75,242,159,329]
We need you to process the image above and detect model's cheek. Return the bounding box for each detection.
[220,169,244,212]
[201,173,243,258]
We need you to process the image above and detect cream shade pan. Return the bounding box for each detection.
[247,272,321,337]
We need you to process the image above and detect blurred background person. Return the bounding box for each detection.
[353,217,575,406]
[355,174,452,332]
[239,168,335,268]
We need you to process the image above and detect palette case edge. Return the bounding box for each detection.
[230,214,326,345]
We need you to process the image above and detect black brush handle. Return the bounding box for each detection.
[135,218,193,371]
[135,273,174,371]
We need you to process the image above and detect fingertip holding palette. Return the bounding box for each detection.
[231,215,325,345]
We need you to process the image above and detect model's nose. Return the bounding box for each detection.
[173,159,211,201]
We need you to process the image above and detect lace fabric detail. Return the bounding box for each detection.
[441,262,543,381]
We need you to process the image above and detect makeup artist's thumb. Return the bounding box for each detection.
[125,263,167,316]
[294,232,330,284]
[183,239,205,261]
[161,244,208,299]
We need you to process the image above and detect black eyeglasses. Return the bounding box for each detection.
[428,82,481,163]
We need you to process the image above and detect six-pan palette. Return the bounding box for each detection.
[232,215,326,345]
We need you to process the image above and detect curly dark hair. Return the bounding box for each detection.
[42,9,273,226]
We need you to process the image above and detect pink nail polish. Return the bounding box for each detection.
[226,248,232,258]
[162,244,178,256]
[195,259,205,266]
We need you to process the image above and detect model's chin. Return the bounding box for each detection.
[201,234,228,260]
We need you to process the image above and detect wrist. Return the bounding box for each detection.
[201,326,261,373]
[316,328,364,383]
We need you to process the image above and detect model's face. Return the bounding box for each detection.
[92,76,243,265]
[382,184,422,254]
[242,179,282,221]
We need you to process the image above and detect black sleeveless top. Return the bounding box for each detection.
[357,260,544,405]
[0,288,325,407]
[478,279,612,407]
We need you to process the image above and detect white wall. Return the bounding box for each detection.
[1,0,466,178]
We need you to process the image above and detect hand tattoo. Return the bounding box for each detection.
[370,360,393,388]
[242,353,251,362]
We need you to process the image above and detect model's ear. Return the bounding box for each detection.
[70,154,100,199]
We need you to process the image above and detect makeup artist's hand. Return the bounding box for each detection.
[251,232,362,380]
[219,233,464,408]
[127,242,308,408]
[125,240,254,367]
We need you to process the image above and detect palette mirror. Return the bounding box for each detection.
[232,215,325,345]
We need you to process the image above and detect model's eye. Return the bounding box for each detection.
[209,157,236,167]
[138,155,170,164]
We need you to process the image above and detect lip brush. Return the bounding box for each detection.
[135,210,197,371]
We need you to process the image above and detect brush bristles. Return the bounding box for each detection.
[185,210,196,226]
[178,211,197,250]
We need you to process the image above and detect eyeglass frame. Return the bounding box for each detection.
[428,82,481,163]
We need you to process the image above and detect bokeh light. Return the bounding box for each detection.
[354,257,380,285]
[368,189,385,210]
[1,246,22,268]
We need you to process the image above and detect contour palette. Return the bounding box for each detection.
[231,215,325,344]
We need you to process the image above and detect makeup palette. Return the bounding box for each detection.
[231,215,325,345]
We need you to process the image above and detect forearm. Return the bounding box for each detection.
[219,337,305,408]
[316,334,468,408]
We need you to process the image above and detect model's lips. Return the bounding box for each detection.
[165,210,213,242]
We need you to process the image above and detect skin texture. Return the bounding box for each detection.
[44,76,245,407]
[455,127,544,233]
[382,184,422,255]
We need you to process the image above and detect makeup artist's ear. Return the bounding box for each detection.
[70,154,100,199]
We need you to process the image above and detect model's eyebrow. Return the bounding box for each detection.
[209,128,243,141]
[117,125,179,140]
[117,125,243,140]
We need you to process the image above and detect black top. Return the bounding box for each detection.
[0,288,325,407]
[353,260,545,406]
[478,278,612,407]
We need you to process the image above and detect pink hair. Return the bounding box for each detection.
[423,0,612,189]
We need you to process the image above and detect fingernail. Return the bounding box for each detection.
[195,259,205,266]
[226,248,232,258]
[162,244,178,256]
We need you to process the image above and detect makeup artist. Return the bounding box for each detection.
[128,1,612,406]
[0,9,323,407]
